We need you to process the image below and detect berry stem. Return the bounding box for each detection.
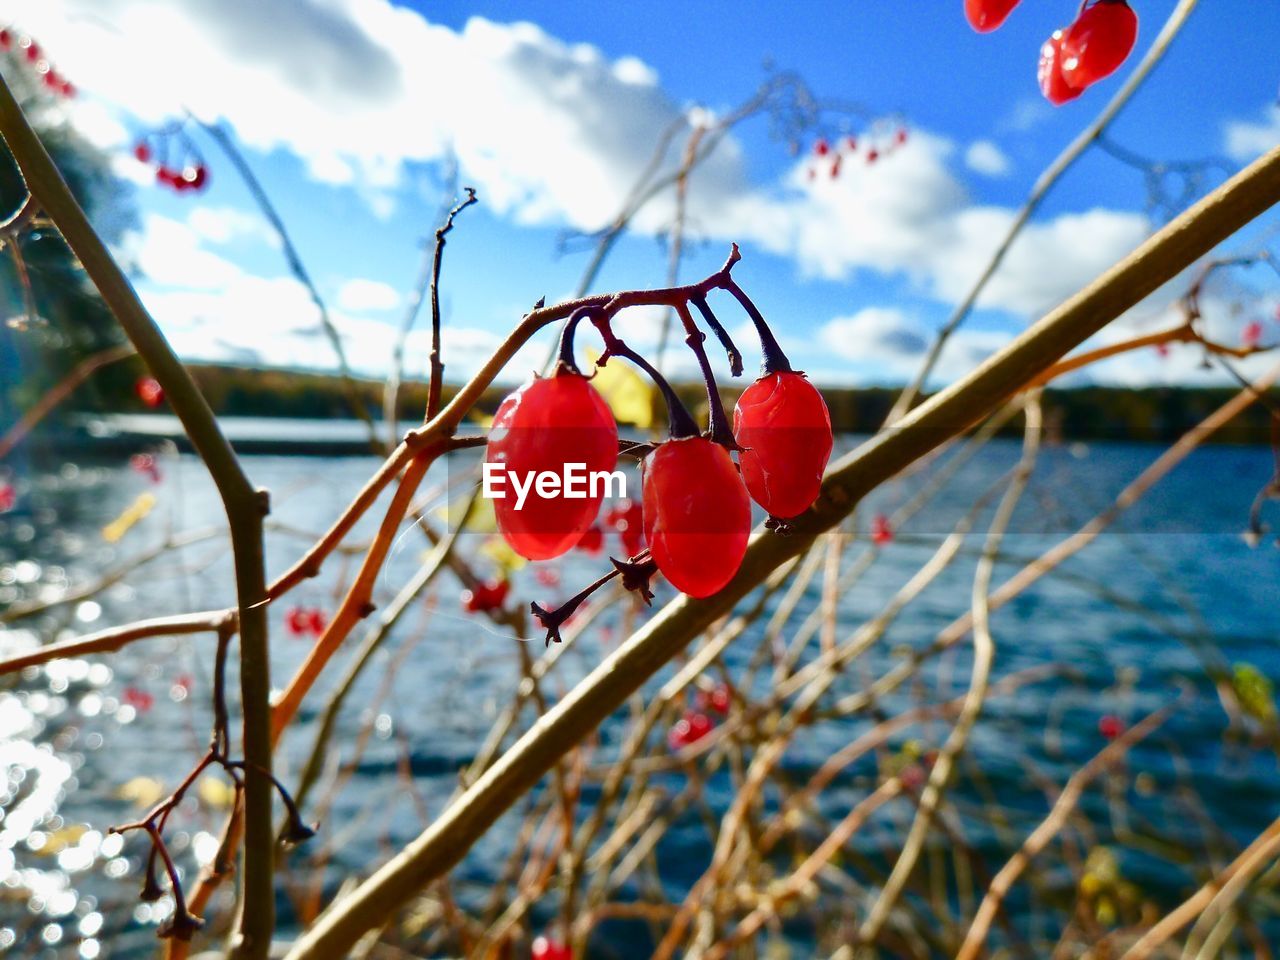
[723,279,792,375]
[691,296,744,377]
[587,311,701,439]
[676,302,738,450]
[555,306,592,376]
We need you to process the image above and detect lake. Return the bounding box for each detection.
[1,427,1279,957]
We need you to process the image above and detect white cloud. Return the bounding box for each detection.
[964,140,1011,177]
[817,306,1008,384]
[335,278,401,312]
[713,133,1148,317]
[1224,105,1280,161]
[186,207,277,247]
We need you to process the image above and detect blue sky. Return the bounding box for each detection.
[7,0,1280,389]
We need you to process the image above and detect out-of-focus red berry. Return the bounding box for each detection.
[813,137,830,157]
[306,608,328,636]
[1098,714,1124,740]
[698,684,731,715]
[23,40,39,62]
[830,155,842,179]
[135,377,165,408]
[843,135,858,152]
[866,148,880,165]
[134,142,152,164]
[534,566,561,588]
[575,525,604,554]
[669,710,714,750]
[123,686,155,713]
[900,764,926,790]
[0,482,15,513]
[1242,320,1263,349]
[964,0,1021,33]
[871,513,894,546]
[1060,1,1139,90]
[895,127,909,146]
[1038,31,1084,106]
[531,935,571,960]
[605,499,645,557]
[0,29,12,50]
[1154,342,1170,359]
[285,606,309,637]
[462,579,510,614]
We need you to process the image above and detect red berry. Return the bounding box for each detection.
[534,566,561,588]
[0,482,15,513]
[43,69,60,89]
[1242,320,1263,349]
[123,686,154,713]
[843,135,858,152]
[0,30,11,50]
[668,710,714,750]
[23,40,39,62]
[306,608,328,636]
[59,80,75,99]
[698,684,731,715]
[871,514,894,546]
[813,137,830,157]
[155,166,178,188]
[642,437,751,598]
[285,606,309,636]
[1154,342,1170,359]
[173,674,193,696]
[1060,1,1139,90]
[531,935,571,960]
[866,148,880,165]
[895,128,909,146]
[830,155,842,179]
[575,524,604,554]
[606,499,646,556]
[486,371,619,561]
[182,165,208,191]
[462,579,510,614]
[733,371,833,520]
[901,764,926,790]
[1098,715,1123,740]
[964,0,1020,32]
[134,142,152,164]
[1038,31,1084,106]
[135,377,165,408]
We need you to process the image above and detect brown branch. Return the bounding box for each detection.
[0,610,232,676]
[426,187,478,420]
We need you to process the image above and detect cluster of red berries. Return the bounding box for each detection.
[0,29,76,99]
[965,1,1139,106]
[122,685,155,714]
[806,128,908,181]
[487,277,833,612]
[462,579,510,614]
[135,376,165,408]
[133,139,210,194]
[669,685,731,750]
[285,606,328,638]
